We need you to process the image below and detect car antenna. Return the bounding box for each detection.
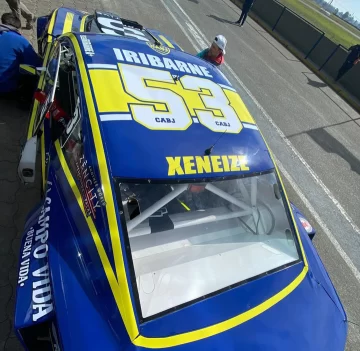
[204,129,227,155]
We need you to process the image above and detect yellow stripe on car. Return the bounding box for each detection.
[80,14,88,31]
[47,9,57,40]
[134,266,307,348]
[55,140,120,319]
[27,8,58,140]
[63,12,74,33]
[67,33,139,340]
[159,34,175,49]
[25,9,58,190]
[19,64,36,75]
[41,11,75,189]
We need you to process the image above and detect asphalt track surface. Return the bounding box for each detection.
[98,0,360,349]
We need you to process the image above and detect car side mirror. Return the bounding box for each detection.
[291,203,316,240]
[298,215,316,240]
[18,136,38,184]
[19,64,46,76]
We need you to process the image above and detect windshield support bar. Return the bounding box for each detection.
[127,184,188,232]
[239,181,250,202]
[205,184,252,211]
[174,209,253,230]
[251,176,257,207]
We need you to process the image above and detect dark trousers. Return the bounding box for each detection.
[0,75,38,109]
[237,8,250,25]
[5,0,34,23]
[336,61,353,81]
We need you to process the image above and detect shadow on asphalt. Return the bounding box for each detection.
[307,128,360,176]
[287,118,360,140]
[207,14,237,25]
[301,72,360,127]
[305,76,327,88]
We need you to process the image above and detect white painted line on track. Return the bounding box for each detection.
[276,157,360,281]
[185,22,207,49]
[160,0,201,52]
[162,0,360,283]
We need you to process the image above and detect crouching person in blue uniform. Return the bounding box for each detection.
[0,13,41,106]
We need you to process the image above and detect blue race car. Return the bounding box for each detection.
[15,7,347,351]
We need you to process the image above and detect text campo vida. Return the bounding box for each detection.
[18,182,54,322]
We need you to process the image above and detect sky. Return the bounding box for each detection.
[330,0,360,18]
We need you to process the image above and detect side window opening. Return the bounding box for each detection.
[53,45,86,188]
[32,42,61,135]
[57,49,77,117]
[49,44,82,147]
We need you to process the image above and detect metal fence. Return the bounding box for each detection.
[271,2,325,60]
[230,0,359,100]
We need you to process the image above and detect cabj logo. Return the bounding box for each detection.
[146,42,171,55]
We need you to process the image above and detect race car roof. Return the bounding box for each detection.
[89,11,158,44]
[75,33,273,179]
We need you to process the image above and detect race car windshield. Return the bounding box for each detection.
[116,172,301,319]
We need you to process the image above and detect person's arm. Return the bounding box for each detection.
[19,37,42,67]
[196,49,207,59]
[356,45,360,57]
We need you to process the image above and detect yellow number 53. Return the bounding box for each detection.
[91,63,255,134]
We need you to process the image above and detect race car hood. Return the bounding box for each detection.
[49,230,347,351]
[74,33,274,179]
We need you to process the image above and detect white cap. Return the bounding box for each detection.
[213,34,227,54]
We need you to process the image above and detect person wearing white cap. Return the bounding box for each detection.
[196,35,227,67]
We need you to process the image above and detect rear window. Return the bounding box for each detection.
[87,11,156,43]
[115,172,301,319]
